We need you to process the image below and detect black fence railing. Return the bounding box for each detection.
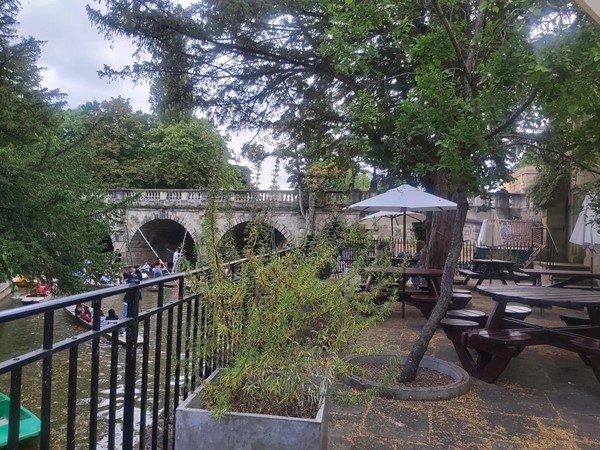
[337,238,541,271]
[0,235,556,448]
[0,261,250,450]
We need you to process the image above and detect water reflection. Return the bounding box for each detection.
[0,285,180,449]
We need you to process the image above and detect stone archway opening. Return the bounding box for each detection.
[220,221,287,258]
[126,219,196,268]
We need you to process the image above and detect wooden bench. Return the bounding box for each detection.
[512,271,532,282]
[457,269,480,284]
[460,329,531,383]
[504,305,532,320]
[450,293,472,309]
[468,329,531,346]
[570,337,600,382]
[559,312,592,327]
[410,294,438,319]
[446,309,487,327]
[452,289,471,295]
[571,337,600,355]
[440,318,480,345]
[458,269,531,286]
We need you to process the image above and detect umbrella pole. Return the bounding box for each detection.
[590,248,595,289]
[403,211,407,253]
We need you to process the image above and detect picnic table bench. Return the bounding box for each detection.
[457,259,530,286]
[444,285,600,384]
[520,268,600,288]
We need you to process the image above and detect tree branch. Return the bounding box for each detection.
[517,141,600,176]
[465,1,487,75]
[484,88,538,139]
[431,0,472,97]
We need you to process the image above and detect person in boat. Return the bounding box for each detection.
[99,273,113,284]
[140,262,151,274]
[172,247,181,272]
[75,303,85,318]
[76,304,92,324]
[32,281,51,295]
[123,266,143,283]
[105,309,119,322]
[153,258,165,278]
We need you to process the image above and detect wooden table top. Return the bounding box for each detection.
[477,285,600,308]
[521,268,600,277]
[373,266,443,277]
[472,259,516,265]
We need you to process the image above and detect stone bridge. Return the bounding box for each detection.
[107,188,536,268]
[107,189,370,266]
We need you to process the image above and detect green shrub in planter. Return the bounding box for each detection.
[184,240,389,420]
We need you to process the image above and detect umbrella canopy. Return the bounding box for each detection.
[569,195,600,273]
[349,184,457,251]
[569,195,600,247]
[477,210,503,258]
[360,210,425,239]
[349,184,458,213]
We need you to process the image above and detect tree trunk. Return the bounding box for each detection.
[399,190,469,382]
[425,210,456,269]
[423,169,455,270]
[306,190,316,238]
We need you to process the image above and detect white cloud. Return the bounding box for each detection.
[17,0,151,111]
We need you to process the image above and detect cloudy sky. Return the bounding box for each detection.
[16,0,286,189]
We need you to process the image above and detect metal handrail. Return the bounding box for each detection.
[0,270,202,449]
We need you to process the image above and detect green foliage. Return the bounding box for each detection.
[193,243,387,417]
[0,8,124,288]
[525,21,600,202]
[181,188,389,417]
[69,98,154,188]
[145,118,240,189]
[67,100,249,189]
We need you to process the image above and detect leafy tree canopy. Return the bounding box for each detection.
[66,98,247,189]
[84,0,600,380]
[0,4,124,290]
[145,118,241,189]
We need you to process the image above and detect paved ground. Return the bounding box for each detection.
[328,283,600,449]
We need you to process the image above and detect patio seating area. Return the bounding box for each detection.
[327,284,600,449]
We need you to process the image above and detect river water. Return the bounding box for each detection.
[0,285,179,449]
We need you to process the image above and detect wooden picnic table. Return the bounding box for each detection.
[371,266,443,317]
[444,285,600,383]
[374,266,443,296]
[520,268,600,288]
[458,259,529,286]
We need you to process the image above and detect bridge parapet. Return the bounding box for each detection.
[108,189,374,210]
[108,189,301,209]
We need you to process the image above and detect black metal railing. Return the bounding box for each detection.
[336,238,547,272]
[0,267,229,450]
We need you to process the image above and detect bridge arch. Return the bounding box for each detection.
[218,216,291,256]
[124,218,196,268]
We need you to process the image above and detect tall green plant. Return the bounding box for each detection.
[196,243,388,418]
[182,190,389,418]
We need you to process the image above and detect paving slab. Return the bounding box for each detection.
[328,284,600,449]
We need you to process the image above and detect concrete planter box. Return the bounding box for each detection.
[343,353,470,401]
[175,369,329,450]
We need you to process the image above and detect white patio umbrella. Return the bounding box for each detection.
[569,195,600,272]
[477,209,503,259]
[349,184,457,250]
[359,210,426,239]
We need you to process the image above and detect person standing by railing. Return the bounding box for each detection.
[121,267,142,333]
